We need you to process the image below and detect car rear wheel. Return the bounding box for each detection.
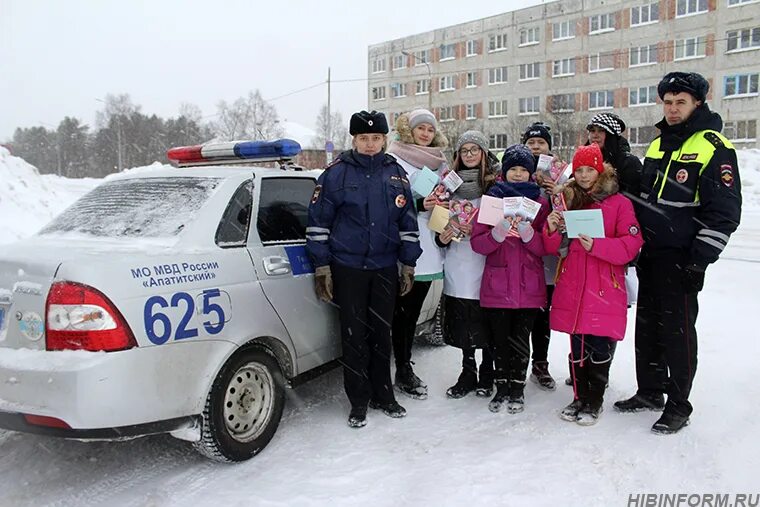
[193,348,285,462]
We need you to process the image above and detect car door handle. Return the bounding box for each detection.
[263,256,291,276]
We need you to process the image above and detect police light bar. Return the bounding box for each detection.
[167,139,302,166]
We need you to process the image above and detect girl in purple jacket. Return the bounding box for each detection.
[471,144,549,413]
[543,144,644,426]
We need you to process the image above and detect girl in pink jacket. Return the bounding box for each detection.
[543,144,643,426]
[471,144,549,414]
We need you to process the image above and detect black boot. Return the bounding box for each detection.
[369,399,407,418]
[613,392,665,413]
[476,354,494,397]
[446,368,477,399]
[651,411,691,435]
[506,380,526,414]
[560,356,588,422]
[530,361,556,391]
[395,362,428,400]
[348,405,368,428]
[577,358,611,426]
[488,380,509,413]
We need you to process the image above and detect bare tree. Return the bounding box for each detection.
[95,93,140,129]
[178,102,204,125]
[211,90,284,141]
[311,104,350,151]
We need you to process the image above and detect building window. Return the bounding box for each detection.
[629,126,659,146]
[466,39,478,56]
[629,85,658,106]
[488,100,508,117]
[413,49,431,64]
[552,20,576,41]
[440,43,456,61]
[390,83,407,98]
[550,94,576,112]
[519,97,541,115]
[723,119,757,140]
[489,33,508,52]
[488,66,508,85]
[727,27,760,52]
[630,44,658,66]
[392,54,407,70]
[466,71,477,88]
[676,0,708,17]
[674,36,706,60]
[439,106,455,122]
[489,134,508,150]
[372,86,386,101]
[519,63,541,81]
[589,13,615,34]
[728,0,759,5]
[371,58,386,73]
[552,58,576,77]
[415,79,430,95]
[466,104,477,120]
[631,2,659,26]
[439,75,456,91]
[589,52,615,73]
[589,90,614,109]
[519,27,540,46]
[724,73,759,97]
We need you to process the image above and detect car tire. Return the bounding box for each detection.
[193,348,285,462]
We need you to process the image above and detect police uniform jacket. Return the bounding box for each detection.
[306,149,422,270]
[636,104,742,268]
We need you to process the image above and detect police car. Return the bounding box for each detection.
[0,139,440,462]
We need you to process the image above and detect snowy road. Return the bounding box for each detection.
[1,213,758,507]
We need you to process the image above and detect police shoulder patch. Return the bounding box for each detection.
[703,131,725,149]
[311,184,322,204]
[720,164,735,188]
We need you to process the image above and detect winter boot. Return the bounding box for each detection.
[395,362,428,400]
[576,357,611,426]
[369,399,407,418]
[446,368,477,399]
[348,405,367,428]
[488,380,509,413]
[530,361,557,391]
[506,380,526,414]
[651,411,691,435]
[560,356,588,422]
[613,392,665,413]
[476,360,494,397]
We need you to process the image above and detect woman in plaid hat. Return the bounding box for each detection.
[585,112,643,199]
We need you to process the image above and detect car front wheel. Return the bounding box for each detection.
[194,348,285,462]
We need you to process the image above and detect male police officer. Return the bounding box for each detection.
[306,110,422,428]
[615,72,742,434]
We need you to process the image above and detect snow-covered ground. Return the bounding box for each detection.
[0,148,759,506]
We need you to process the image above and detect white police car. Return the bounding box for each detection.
[0,139,440,462]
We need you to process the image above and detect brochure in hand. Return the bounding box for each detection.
[536,154,569,183]
[563,209,605,238]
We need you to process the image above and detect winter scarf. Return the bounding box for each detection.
[454,167,483,200]
[387,140,447,171]
[486,180,542,200]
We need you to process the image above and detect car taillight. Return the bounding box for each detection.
[46,282,137,352]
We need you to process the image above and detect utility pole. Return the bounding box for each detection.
[326,67,333,165]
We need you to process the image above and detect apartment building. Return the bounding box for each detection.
[367,0,760,156]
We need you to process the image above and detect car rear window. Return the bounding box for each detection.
[39,177,222,238]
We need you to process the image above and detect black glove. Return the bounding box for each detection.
[682,264,706,293]
[315,265,333,302]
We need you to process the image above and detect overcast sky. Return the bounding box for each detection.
[0,0,545,141]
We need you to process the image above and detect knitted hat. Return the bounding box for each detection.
[407,108,437,131]
[586,112,626,137]
[349,110,389,136]
[501,144,536,177]
[657,71,709,102]
[455,130,489,153]
[521,122,552,150]
[572,144,605,174]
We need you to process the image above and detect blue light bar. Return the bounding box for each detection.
[234,139,302,159]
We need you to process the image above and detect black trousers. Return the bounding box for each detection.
[635,252,699,417]
[530,284,555,362]
[570,334,614,363]
[332,263,398,409]
[482,308,538,382]
[391,280,432,368]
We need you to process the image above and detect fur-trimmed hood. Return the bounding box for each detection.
[394,112,449,148]
[560,167,619,210]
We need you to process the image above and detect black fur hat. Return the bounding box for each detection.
[349,110,389,136]
[657,72,709,102]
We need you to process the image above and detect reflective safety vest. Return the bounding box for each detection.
[642,130,734,208]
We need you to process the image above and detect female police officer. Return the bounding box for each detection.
[306,110,422,428]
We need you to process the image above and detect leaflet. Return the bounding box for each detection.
[563,209,605,239]
[476,195,505,226]
[411,166,439,198]
[427,205,450,233]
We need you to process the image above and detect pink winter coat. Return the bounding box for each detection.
[471,194,550,309]
[543,185,643,340]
